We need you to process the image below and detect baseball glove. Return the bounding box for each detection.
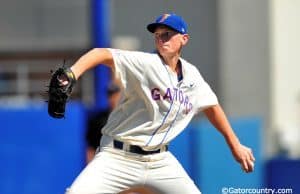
[47,67,76,118]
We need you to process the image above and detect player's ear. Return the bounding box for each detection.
[181,34,189,46]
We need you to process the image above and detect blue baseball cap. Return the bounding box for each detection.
[147,13,188,34]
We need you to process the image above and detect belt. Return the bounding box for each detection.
[113,140,168,155]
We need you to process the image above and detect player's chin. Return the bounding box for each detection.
[157,48,173,57]
[157,44,169,51]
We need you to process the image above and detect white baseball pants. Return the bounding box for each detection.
[66,136,201,194]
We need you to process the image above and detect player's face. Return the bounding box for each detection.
[154,26,189,57]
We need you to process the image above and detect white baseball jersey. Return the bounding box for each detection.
[102,49,218,150]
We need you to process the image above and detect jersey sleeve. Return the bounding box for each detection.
[107,48,146,90]
[194,69,219,113]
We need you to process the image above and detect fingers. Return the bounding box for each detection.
[57,74,69,86]
[238,145,255,173]
[241,148,255,173]
[241,159,254,173]
[241,160,249,172]
[249,148,255,161]
[232,144,256,173]
[248,160,255,171]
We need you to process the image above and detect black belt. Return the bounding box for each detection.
[113,140,168,155]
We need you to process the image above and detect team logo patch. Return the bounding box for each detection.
[159,14,170,23]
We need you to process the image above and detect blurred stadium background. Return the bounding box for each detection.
[0,0,299,193]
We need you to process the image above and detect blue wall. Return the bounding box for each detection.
[0,105,299,194]
[266,158,300,193]
[0,102,86,194]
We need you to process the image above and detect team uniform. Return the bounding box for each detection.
[66,49,218,194]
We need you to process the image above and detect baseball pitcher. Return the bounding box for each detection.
[47,13,255,194]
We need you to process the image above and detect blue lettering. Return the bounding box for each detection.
[151,88,161,100]
[179,90,184,104]
[150,87,193,114]
[163,88,173,101]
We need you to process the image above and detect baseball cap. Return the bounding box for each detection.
[147,13,188,34]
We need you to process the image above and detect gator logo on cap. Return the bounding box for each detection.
[159,14,170,23]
